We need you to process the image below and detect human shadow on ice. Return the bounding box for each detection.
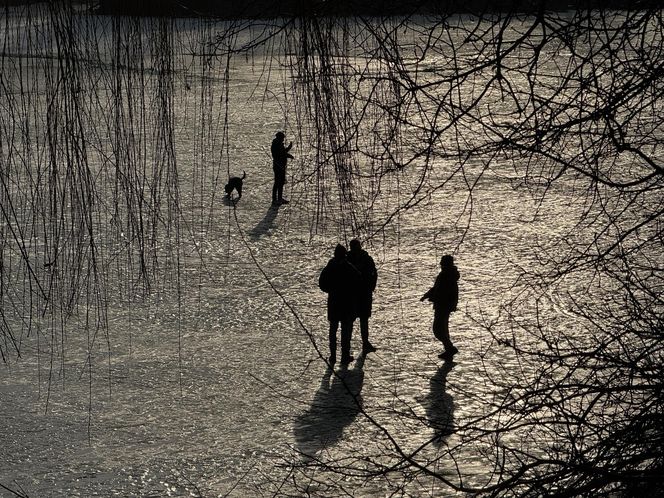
[293,355,365,459]
[248,205,280,241]
[423,360,455,446]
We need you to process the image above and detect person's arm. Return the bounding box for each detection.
[319,264,332,293]
[286,141,293,152]
[368,256,378,291]
[421,273,441,302]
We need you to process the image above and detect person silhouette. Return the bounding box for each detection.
[319,244,361,365]
[347,239,378,355]
[270,131,293,205]
[421,254,460,359]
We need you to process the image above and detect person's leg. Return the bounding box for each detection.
[276,168,288,203]
[277,181,284,202]
[434,311,456,355]
[272,177,279,204]
[340,318,353,363]
[432,311,444,345]
[360,316,369,345]
[439,312,455,352]
[279,179,287,203]
[360,316,376,354]
[328,320,339,363]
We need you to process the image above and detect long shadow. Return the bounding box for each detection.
[248,205,279,241]
[294,356,365,459]
[423,360,455,446]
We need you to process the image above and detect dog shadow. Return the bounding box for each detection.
[293,356,365,460]
[248,205,279,241]
[222,195,240,207]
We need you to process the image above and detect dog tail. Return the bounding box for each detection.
[241,170,246,180]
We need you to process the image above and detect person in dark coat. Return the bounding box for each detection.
[270,131,293,205]
[421,254,460,359]
[347,239,378,355]
[319,244,361,365]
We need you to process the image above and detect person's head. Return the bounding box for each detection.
[275,131,285,142]
[349,239,361,252]
[334,244,347,259]
[440,254,454,268]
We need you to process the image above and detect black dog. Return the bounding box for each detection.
[224,171,246,199]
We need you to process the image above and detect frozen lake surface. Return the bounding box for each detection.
[0,8,605,497]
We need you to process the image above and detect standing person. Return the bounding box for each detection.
[319,244,361,365]
[421,254,460,360]
[347,239,378,355]
[270,131,293,205]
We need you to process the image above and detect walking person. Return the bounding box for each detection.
[319,244,361,365]
[421,254,460,360]
[270,131,293,205]
[347,239,378,355]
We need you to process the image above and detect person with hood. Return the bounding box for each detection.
[421,254,460,359]
[319,244,361,365]
[270,131,293,205]
[347,239,378,356]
